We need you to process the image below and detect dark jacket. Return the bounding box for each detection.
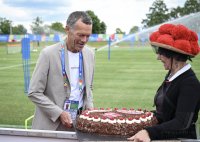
[146,68,200,140]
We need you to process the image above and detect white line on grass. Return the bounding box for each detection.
[0,124,29,129]
[0,62,36,71]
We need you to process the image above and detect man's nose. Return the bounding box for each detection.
[81,36,88,43]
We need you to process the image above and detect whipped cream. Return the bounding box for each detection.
[133,118,141,123]
[101,118,109,123]
[80,114,87,119]
[146,112,153,120]
[117,119,126,124]
[87,116,93,121]
[108,119,117,124]
[93,117,101,122]
[126,119,134,124]
[140,116,148,122]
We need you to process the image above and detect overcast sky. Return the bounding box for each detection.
[0,0,186,34]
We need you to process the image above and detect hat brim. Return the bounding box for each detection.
[150,42,194,57]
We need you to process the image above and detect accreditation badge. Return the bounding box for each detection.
[64,100,79,120]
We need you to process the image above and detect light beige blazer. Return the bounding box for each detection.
[28,40,95,130]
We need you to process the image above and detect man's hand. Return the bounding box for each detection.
[59,111,73,128]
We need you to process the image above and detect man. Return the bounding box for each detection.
[28,11,95,131]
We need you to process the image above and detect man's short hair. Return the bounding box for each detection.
[66,11,93,28]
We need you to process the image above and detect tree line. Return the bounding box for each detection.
[0,0,199,35]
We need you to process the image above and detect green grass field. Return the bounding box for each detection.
[0,41,199,128]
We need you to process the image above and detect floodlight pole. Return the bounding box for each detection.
[10,23,12,35]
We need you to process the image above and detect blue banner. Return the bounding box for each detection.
[2,33,199,42]
[89,34,98,41]
[0,35,9,42]
[54,34,60,42]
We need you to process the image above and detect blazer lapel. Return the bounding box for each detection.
[64,43,71,83]
[59,40,71,85]
[82,48,89,90]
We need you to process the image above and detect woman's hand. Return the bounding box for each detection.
[127,130,151,142]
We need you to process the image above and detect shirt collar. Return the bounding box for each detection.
[168,64,191,82]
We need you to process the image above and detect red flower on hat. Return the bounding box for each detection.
[189,31,198,41]
[190,41,200,55]
[171,25,191,40]
[174,40,191,53]
[159,24,175,35]
[157,34,174,46]
[149,31,160,42]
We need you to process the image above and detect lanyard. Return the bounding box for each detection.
[61,42,83,91]
[79,51,83,91]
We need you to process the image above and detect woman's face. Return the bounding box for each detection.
[157,54,171,70]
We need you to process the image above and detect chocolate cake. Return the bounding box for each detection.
[76,108,158,136]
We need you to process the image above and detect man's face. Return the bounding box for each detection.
[66,19,92,53]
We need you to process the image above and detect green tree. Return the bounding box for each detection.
[168,0,200,20]
[142,0,169,28]
[129,26,139,34]
[169,6,183,19]
[181,0,200,15]
[0,17,12,34]
[115,28,125,34]
[50,22,65,33]
[31,16,44,34]
[12,24,27,34]
[86,10,107,34]
[100,21,106,34]
[43,24,51,35]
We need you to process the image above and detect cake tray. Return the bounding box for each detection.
[75,129,128,141]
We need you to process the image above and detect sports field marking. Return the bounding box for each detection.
[0,124,27,129]
[0,62,36,71]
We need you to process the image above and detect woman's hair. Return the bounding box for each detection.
[157,48,190,62]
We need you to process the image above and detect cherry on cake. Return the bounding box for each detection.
[76,108,158,136]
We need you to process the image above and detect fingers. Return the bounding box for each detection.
[66,112,72,123]
[64,122,72,128]
[127,135,135,141]
[64,112,73,128]
[60,111,73,128]
[127,130,151,142]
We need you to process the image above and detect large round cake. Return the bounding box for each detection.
[76,108,157,136]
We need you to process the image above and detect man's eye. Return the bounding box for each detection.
[79,34,84,37]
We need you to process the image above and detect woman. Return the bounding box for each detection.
[128,24,200,141]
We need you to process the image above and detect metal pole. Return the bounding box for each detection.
[108,37,111,60]
[10,23,12,35]
[21,37,30,94]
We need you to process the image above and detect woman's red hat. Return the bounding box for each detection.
[149,24,200,57]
